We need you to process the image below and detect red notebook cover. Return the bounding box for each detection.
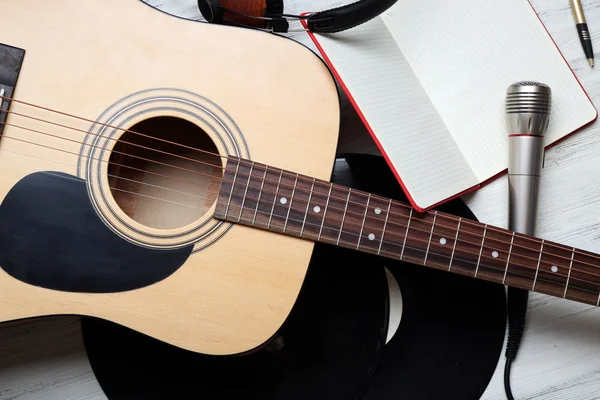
[301,1,597,213]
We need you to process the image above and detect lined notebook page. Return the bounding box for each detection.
[381,0,598,182]
[313,17,478,208]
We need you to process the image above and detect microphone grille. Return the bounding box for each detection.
[510,80,549,88]
[506,81,551,114]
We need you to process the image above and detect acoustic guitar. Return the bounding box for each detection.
[0,0,597,357]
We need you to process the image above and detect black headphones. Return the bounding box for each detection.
[198,0,398,33]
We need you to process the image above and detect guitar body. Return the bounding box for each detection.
[0,0,340,355]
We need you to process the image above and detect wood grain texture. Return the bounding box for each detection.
[3,0,600,399]
[0,0,340,357]
[0,318,105,399]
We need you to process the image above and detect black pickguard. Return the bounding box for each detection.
[0,171,193,293]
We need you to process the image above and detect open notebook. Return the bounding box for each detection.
[303,0,597,212]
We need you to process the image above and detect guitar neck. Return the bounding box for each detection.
[214,156,600,307]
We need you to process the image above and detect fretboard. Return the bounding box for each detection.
[214,156,600,307]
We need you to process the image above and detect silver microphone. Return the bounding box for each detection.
[505,81,551,235]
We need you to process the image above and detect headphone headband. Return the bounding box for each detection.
[198,0,398,33]
[306,0,397,33]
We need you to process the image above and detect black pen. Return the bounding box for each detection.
[570,0,594,67]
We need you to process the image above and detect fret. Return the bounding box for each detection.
[423,212,458,271]
[564,249,575,298]
[533,241,570,298]
[214,157,238,220]
[284,174,315,237]
[267,170,283,229]
[450,219,485,277]
[221,159,251,221]
[333,187,367,248]
[400,208,412,260]
[313,184,358,245]
[354,195,392,255]
[237,162,254,222]
[474,225,487,277]
[504,234,541,291]
[400,209,413,259]
[317,183,333,241]
[449,218,461,271]
[268,171,297,233]
[301,180,332,241]
[282,174,299,233]
[356,194,371,249]
[565,249,600,305]
[401,207,434,265]
[252,166,269,225]
[224,159,241,218]
[532,240,544,290]
[377,199,393,255]
[375,201,410,258]
[300,178,315,236]
[336,189,352,245]
[251,166,282,229]
[475,227,513,285]
[423,211,437,265]
[503,233,514,284]
[236,162,267,224]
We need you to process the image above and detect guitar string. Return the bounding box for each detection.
[5,120,222,180]
[0,99,575,260]
[0,96,566,246]
[0,127,220,190]
[0,144,598,290]
[0,146,210,205]
[0,127,592,275]
[7,109,222,171]
[0,153,597,296]
[0,102,528,245]
[0,95,595,265]
[0,101,584,265]
[0,103,570,261]
[0,127,590,280]
[0,112,595,273]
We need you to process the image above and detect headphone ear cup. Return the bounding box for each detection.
[198,0,222,23]
[220,0,268,17]
[219,0,271,28]
[199,0,286,30]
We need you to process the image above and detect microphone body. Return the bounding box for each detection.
[505,82,551,235]
[503,81,551,400]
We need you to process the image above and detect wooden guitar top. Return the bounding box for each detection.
[0,0,340,355]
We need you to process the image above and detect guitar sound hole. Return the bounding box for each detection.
[107,116,223,230]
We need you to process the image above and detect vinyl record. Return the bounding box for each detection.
[81,241,390,400]
[82,154,506,400]
[361,261,507,400]
[335,154,507,400]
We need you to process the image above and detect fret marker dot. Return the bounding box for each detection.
[551,265,558,273]
[280,197,287,205]
[368,233,375,241]
[439,237,447,245]
[374,207,382,215]
[492,251,499,258]
[313,206,321,213]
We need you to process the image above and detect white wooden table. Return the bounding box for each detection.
[2,0,600,399]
